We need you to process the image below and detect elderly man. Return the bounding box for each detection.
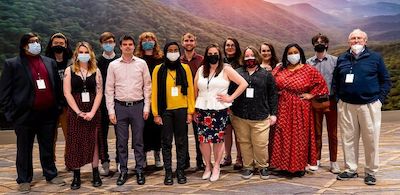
[333,29,392,185]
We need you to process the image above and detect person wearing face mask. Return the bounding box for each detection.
[270,43,328,177]
[306,33,340,174]
[135,32,164,169]
[194,43,248,182]
[221,37,244,170]
[96,32,119,176]
[229,46,278,180]
[260,42,280,71]
[151,42,195,185]
[45,32,73,164]
[63,42,104,190]
[0,32,66,192]
[333,29,392,185]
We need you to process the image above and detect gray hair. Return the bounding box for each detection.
[348,29,368,41]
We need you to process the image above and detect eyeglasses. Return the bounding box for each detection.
[225,44,235,48]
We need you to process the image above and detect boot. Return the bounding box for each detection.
[92,167,102,187]
[164,169,173,185]
[71,169,81,190]
[176,169,187,184]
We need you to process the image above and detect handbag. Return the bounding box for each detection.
[312,95,330,112]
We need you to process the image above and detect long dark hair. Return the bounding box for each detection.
[203,43,224,78]
[19,32,39,56]
[44,33,73,61]
[281,43,306,69]
[260,42,279,69]
[223,37,241,68]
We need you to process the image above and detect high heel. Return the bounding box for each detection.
[202,170,212,180]
[92,167,102,187]
[71,169,81,190]
[209,167,220,182]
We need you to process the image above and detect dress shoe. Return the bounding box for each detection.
[202,170,212,180]
[136,172,145,185]
[220,156,232,167]
[71,170,81,190]
[210,167,220,182]
[18,183,31,193]
[233,158,243,170]
[116,172,128,186]
[176,169,187,184]
[164,169,173,185]
[92,167,102,187]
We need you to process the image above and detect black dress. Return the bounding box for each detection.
[142,55,163,152]
[65,69,104,169]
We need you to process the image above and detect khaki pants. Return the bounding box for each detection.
[53,107,68,160]
[338,100,381,175]
[231,114,270,170]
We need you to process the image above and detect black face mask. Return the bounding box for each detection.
[52,45,66,54]
[207,54,219,64]
[314,44,327,53]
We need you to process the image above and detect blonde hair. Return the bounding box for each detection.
[134,32,163,59]
[72,41,97,73]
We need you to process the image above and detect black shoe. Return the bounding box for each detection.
[259,168,270,180]
[176,169,187,184]
[136,172,145,185]
[293,170,306,177]
[92,167,102,187]
[337,171,358,180]
[116,172,128,186]
[164,169,173,185]
[241,169,253,179]
[184,160,190,170]
[196,161,205,171]
[71,170,81,190]
[364,174,376,185]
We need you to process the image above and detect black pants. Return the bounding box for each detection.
[161,108,188,170]
[14,111,58,183]
[186,121,203,164]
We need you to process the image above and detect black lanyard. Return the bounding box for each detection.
[80,69,89,91]
[207,72,216,90]
[168,70,176,86]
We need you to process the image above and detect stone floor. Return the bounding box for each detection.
[0,111,399,194]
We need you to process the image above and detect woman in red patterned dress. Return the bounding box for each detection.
[63,42,104,189]
[270,43,328,176]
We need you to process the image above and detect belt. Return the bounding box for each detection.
[115,99,144,107]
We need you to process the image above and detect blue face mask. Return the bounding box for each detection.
[142,41,155,50]
[102,43,115,52]
[77,53,90,63]
[28,42,41,55]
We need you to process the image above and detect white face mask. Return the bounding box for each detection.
[287,53,300,65]
[351,44,364,55]
[77,53,90,63]
[27,42,41,55]
[166,52,180,62]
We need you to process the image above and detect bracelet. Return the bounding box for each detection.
[76,111,82,115]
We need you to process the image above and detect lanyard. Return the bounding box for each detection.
[207,72,216,90]
[168,70,176,86]
[80,69,89,91]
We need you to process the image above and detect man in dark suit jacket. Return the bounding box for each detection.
[0,32,65,192]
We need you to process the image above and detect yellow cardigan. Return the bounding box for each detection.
[151,63,195,117]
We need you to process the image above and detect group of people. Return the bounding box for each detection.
[0,28,391,193]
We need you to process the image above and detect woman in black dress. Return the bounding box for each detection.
[63,42,104,190]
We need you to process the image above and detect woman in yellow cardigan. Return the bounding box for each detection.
[152,41,195,185]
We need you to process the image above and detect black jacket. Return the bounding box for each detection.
[0,55,63,124]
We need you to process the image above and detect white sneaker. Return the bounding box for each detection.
[330,161,340,174]
[154,151,163,167]
[308,160,320,171]
[116,163,120,173]
[100,162,110,176]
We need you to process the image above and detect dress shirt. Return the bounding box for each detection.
[105,55,151,115]
[307,53,337,95]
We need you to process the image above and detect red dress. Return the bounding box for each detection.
[270,64,328,173]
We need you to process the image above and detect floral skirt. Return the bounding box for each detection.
[196,108,229,143]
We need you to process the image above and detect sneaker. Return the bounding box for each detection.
[18,183,30,193]
[364,174,376,185]
[154,151,163,168]
[47,176,66,186]
[337,171,358,180]
[241,169,253,180]
[101,161,110,176]
[259,168,270,180]
[308,160,320,171]
[330,162,340,174]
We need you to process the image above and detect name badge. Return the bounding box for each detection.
[246,88,254,98]
[171,87,179,97]
[81,92,90,103]
[36,79,46,89]
[345,74,354,83]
